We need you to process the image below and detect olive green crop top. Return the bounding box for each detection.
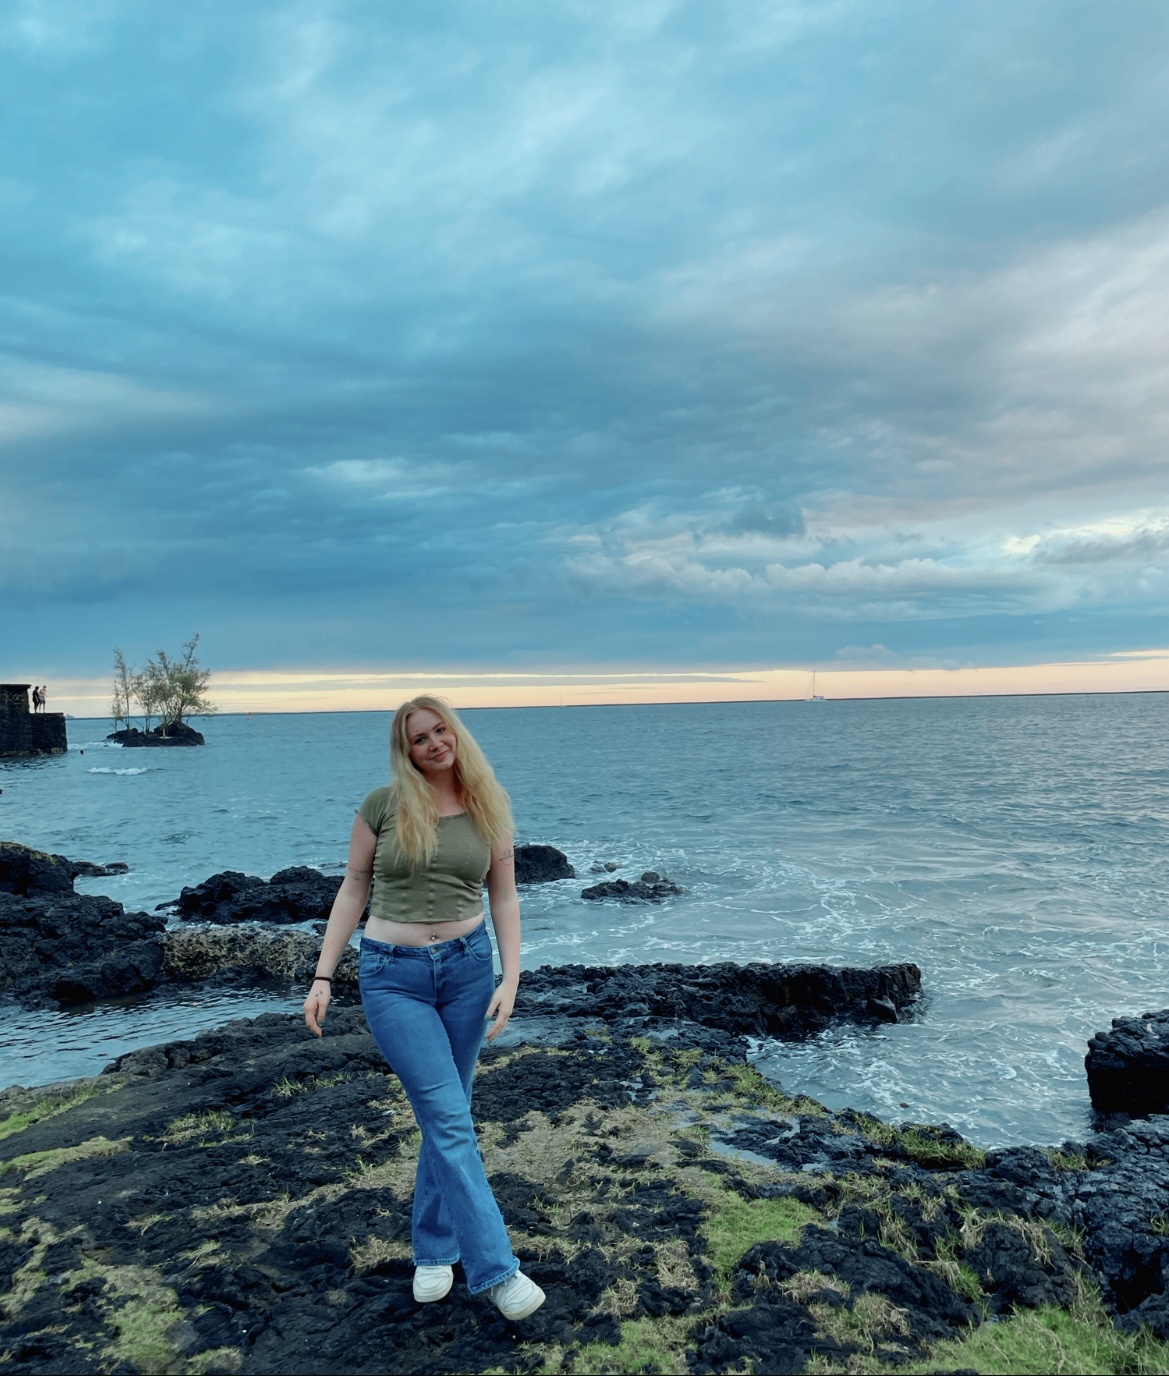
[358,786,492,924]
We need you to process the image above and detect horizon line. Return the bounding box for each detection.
[59,684,1169,722]
[31,648,1169,717]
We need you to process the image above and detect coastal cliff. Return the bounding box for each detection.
[0,685,66,759]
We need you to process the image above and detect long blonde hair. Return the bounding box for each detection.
[387,694,514,867]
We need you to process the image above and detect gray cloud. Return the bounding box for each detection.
[2,0,1169,676]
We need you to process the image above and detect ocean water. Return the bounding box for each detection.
[3,695,1168,1148]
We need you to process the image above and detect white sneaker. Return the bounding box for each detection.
[413,1264,454,1303]
[487,1270,546,1320]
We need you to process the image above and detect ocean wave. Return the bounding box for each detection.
[87,766,151,776]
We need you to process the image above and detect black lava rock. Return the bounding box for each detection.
[581,871,684,903]
[174,867,345,925]
[514,844,575,884]
[518,959,923,1037]
[0,888,167,1007]
[964,1220,1076,1313]
[0,841,82,895]
[1086,1010,1169,1115]
[107,722,205,746]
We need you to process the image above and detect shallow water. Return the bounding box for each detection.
[4,695,1168,1146]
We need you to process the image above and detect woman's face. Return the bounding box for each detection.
[404,707,457,777]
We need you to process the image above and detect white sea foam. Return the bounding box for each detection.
[87,766,150,775]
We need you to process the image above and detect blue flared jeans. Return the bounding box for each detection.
[358,923,519,1294]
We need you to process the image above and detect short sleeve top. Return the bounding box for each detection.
[358,786,492,924]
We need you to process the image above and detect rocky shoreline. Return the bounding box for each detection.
[0,841,921,1030]
[4,840,1169,1372]
[4,1008,1169,1374]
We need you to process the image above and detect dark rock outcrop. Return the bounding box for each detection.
[0,842,129,896]
[1086,1010,1169,1115]
[70,859,130,878]
[518,959,923,1034]
[0,886,166,1007]
[161,926,359,988]
[0,842,77,895]
[0,1011,1159,1375]
[107,721,205,747]
[581,870,684,903]
[514,844,575,884]
[0,685,67,758]
[2,837,925,1034]
[172,866,345,925]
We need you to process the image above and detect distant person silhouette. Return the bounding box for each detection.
[31,686,42,713]
[39,685,48,714]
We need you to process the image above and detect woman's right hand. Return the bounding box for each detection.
[304,980,331,1036]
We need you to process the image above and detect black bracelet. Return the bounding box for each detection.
[312,975,332,984]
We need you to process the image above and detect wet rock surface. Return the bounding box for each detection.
[0,842,927,1049]
[0,884,166,1007]
[518,959,923,1035]
[513,843,575,884]
[2,1012,1167,1375]
[0,845,165,1008]
[0,841,127,895]
[108,722,205,747]
[171,866,347,925]
[581,870,685,902]
[1086,1010,1169,1116]
[5,837,1169,1370]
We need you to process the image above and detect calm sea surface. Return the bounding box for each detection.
[3,695,1168,1147]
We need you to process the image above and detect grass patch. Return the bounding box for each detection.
[2,1224,52,1319]
[892,1303,1169,1375]
[350,1232,410,1272]
[927,1236,986,1304]
[854,1116,987,1171]
[179,1239,224,1268]
[810,1290,912,1360]
[126,1212,173,1236]
[0,1136,128,1180]
[272,1071,352,1098]
[723,1063,825,1115]
[160,1109,235,1145]
[801,1276,1169,1375]
[1045,1147,1090,1172]
[97,1264,187,1374]
[703,1193,819,1289]
[0,1081,113,1143]
[188,1349,242,1374]
[726,1062,791,1109]
[564,1315,693,1375]
[1046,1218,1086,1255]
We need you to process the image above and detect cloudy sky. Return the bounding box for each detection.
[3,0,1168,709]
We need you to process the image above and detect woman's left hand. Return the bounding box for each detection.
[486,978,518,1041]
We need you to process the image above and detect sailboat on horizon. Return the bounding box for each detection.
[805,671,826,702]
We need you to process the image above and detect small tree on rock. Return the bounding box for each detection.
[109,635,217,734]
[153,634,216,732]
[110,649,134,731]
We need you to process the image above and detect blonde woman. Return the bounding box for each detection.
[304,695,544,1321]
